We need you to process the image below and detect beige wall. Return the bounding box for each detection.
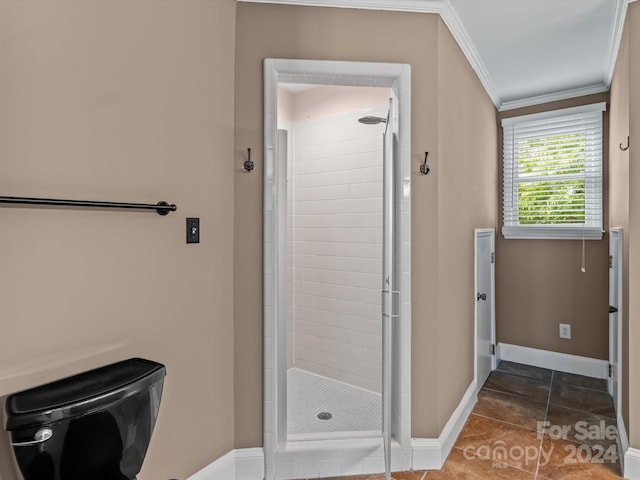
[496,93,610,361]
[609,11,630,438]
[628,1,640,449]
[435,19,498,430]
[0,1,236,479]
[234,3,496,444]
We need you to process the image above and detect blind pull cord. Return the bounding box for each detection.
[581,233,587,273]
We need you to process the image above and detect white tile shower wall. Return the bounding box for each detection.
[291,104,387,393]
[278,87,295,369]
[282,122,295,368]
[286,126,294,370]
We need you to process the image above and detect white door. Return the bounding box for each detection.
[382,95,399,480]
[475,229,495,392]
[609,228,622,412]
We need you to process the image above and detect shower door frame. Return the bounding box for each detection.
[263,59,412,479]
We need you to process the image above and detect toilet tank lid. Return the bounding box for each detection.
[4,358,166,432]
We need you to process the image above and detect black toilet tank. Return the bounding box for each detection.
[4,358,166,480]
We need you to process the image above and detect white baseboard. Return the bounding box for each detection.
[497,343,609,379]
[270,437,404,479]
[412,380,477,470]
[625,448,640,479]
[236,448,265,480]
[200,381,482,476]
[409,437,441,472]
[618,412,629,474]
[188,448,264,480]
[188,450,235,480]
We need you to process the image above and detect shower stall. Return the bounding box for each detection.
[263,59,412,480]
[280,84,389,439]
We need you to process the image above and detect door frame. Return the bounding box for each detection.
[609,228,625,455]
[474,228,496,393]
[263,59,412,479]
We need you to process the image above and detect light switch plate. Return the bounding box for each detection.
[186,218,200,244]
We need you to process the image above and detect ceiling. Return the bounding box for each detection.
[450,0,625,110]
[241,0,632,111]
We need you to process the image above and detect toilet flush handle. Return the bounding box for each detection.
[11,427,53,447]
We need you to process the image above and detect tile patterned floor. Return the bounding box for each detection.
[288,368,381,434]
[310,361,621,480]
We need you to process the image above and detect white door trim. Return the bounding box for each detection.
[474,228,496,393]
[263,58,412,480]
[609,228,624,414]
[609,227,628,471]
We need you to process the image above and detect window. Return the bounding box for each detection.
[502,102,605,240]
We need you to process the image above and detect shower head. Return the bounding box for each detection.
[358,116,387,125]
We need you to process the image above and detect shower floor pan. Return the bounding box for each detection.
[287,368,381,439]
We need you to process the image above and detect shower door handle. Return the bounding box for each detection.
[382,290,400,319]
[391,290,400,319]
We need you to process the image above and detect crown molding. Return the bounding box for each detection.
[240,0,639,8]
[239,0,630,111]
[238,0,502,107]
[439,0,500,106]
[498,83,609,112]
[237,0,443,12]
[604,0,630,86]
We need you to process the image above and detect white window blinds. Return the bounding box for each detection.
[502,102,606,240]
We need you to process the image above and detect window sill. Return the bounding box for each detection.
[502,226,604,240]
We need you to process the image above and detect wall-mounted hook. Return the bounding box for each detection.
[420,152,430,175]
[244,148,255,172]
[620,136,630,152]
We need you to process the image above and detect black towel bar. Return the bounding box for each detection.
[0,196,177,216]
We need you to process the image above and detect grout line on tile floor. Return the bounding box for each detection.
[535,370,554,479]
[545,400,616,420]
[549,377,609,394]
[495,368,551,383]
[470,411,542,434]
[480,386,549,407]
[481,386,548,406]
[453,445,537,479]
[481,386,533,400]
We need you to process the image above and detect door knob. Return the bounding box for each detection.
[477,293,487,301]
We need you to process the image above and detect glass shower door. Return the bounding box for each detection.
[382,95,398,480]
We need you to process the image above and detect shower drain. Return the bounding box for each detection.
[317,411,333,420]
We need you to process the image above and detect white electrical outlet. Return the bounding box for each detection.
[559,323,571,339]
